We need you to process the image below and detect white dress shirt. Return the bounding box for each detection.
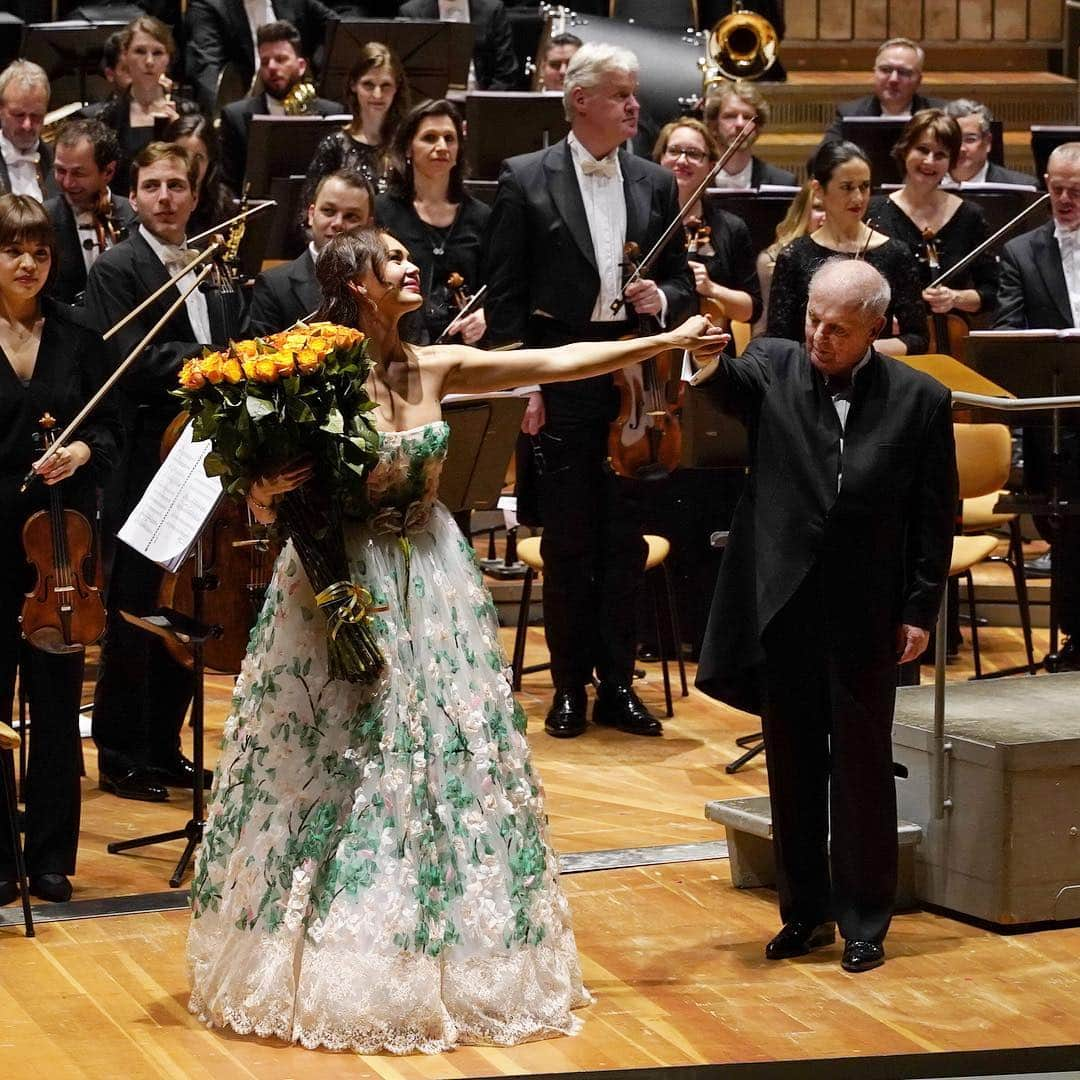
[943,160,989,188]
[244,0,275,73]
[139,224,214,345]
[828,348,871,491]
[437,0,470,20]
[1055,222,1080,328]
[1,133,44,201]
[76,210,100,275]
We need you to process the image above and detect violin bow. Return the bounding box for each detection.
[926,192,1050,290]
[21,263,217,492]
[435,284,488,344]
[187,200,276,247]
[611,119,758,315]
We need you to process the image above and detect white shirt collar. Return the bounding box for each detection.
[0,132,39,165]
[438,0,470,21]
[567,130,622,181]
[139,222,188,263]
[1055,220,1080,245]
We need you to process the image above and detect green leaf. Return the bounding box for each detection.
[246,395,275,420]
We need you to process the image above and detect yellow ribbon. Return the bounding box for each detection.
[314,581,388,640]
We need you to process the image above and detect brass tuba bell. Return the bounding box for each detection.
[701,2,779,87]
[282,81,318,115]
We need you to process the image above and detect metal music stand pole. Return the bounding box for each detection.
[107,534,219,888]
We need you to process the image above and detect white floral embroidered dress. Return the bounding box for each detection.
[187,421,589,1053]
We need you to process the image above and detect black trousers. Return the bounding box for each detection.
[760,564,899,944]
[0,527,83,878]
[92,425,194,775]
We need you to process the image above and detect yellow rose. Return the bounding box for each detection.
[283,334,308,352]
[252,357,279,383]
[273,350,296,377]
[241,357,259,381]
[234,339,258,360]
[200,354,224,384]
[222,357,244,384]
[178,360,206,390]
[296,348,322,375]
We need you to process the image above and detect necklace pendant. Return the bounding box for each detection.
[432,245,445,256]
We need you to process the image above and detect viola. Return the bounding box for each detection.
[922,231,969,362]
[156,414,280,674]
[608,242,684,482]
[20,414,106,654]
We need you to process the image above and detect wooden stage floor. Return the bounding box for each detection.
[2,625,1079,1078]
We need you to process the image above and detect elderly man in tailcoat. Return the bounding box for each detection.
[695,259,956,972]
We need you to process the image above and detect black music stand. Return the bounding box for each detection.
[243,115,349,198]
[704,187,798,258]
[968,330,1080,673]
[464,92,569,180]
[109,535,219,888]
[20,20,123,109]
[955,183,1046,235]
[843,116,1005,188]
[320,18,475,101]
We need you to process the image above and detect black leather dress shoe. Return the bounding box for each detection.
[765,920,836,960]
[545,688,588,738]
[593,682,662,736]
[150,754,213,789]
[0,880,18,905]
[841,939,885,972]
[30,873,72,903]
[99,767,169,802]
[1047,637,1080,672]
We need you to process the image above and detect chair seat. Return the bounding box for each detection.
[0,721,18,752]
[950,534,999,576]
[962,491,1017,533]
[514,534,671,573]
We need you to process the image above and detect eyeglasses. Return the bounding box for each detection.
[875,63,917,79]
[664,145,708,165]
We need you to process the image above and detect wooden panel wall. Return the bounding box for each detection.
[786,0,1064,42]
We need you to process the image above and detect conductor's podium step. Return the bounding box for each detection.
[704,795,923,910]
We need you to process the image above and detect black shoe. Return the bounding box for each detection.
[0,880,17,905]
[545,688,588,738]
[593,682,662,736]
[1047,637,1080,672]
[99,766,169,802]
[149,754,213,789]
[1024,550,1052,577]
[30,873,72,903]
[765,920,836,960]
[841,939,885,972]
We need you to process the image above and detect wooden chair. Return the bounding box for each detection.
[952,423,1035,678]
[510,534,688,716]
[0,721,34,936]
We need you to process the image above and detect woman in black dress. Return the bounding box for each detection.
[374,100,490,345]
[0,195,121,906]
[767,142,928,355]
[652,116,762,338]
[305,42,411,196]
[869,109,998,326]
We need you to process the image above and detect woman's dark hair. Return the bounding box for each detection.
[386,98,466,202]
[892,108,962,174]
[810,140,871,187]
[314,228,391,330]
[0,194,58,290]
[348,42,411,143]
[160,112,236,221]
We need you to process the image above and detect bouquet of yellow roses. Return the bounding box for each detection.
[174,322,385,683]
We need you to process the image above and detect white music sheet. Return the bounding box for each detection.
[117,423,224,572]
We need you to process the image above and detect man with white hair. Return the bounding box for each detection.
[0,59,56,202]
[484,42,695,740]
[696,258,956,972]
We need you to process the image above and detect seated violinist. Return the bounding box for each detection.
[85,142,242,803]
[247,167,374,336]
[0,194,122,906]
[45,119,137,305]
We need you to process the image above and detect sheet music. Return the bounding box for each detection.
[118,423,223,573]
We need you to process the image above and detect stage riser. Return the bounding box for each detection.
[893,672,1080,926]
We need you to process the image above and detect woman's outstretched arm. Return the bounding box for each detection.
[433,315,729,397]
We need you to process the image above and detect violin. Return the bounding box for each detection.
[434,272,487,345]
[922,230,970,362]
[685,215,728,325]
[608,242,684,482]
[155,414,280,674]
[20,414,106,654]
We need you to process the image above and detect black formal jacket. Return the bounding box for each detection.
[0,139,58,200]
[984,161,1039,187]
[246,249,320,336]
[219,91,344,193]
[994,221,1072,330]
[43,193,138,305]
[398,0,518,90]
[84,229,238,436]
[695,339,956,714]
[186,0,337,113]
[751,156,796,187]
[823,92,947,145]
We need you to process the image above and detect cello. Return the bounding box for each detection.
[20,414,106,654]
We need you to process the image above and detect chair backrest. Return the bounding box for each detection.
[954,422,1011,500]
[731,320,752,356]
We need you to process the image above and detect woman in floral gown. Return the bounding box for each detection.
[186,228,726,1054]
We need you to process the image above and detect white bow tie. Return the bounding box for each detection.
[3,148,39,168]
[580,157,617,180]
[161,245,191,274]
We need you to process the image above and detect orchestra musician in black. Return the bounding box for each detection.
[85,142,243,803]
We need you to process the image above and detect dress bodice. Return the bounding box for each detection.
[359,421,449,527]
